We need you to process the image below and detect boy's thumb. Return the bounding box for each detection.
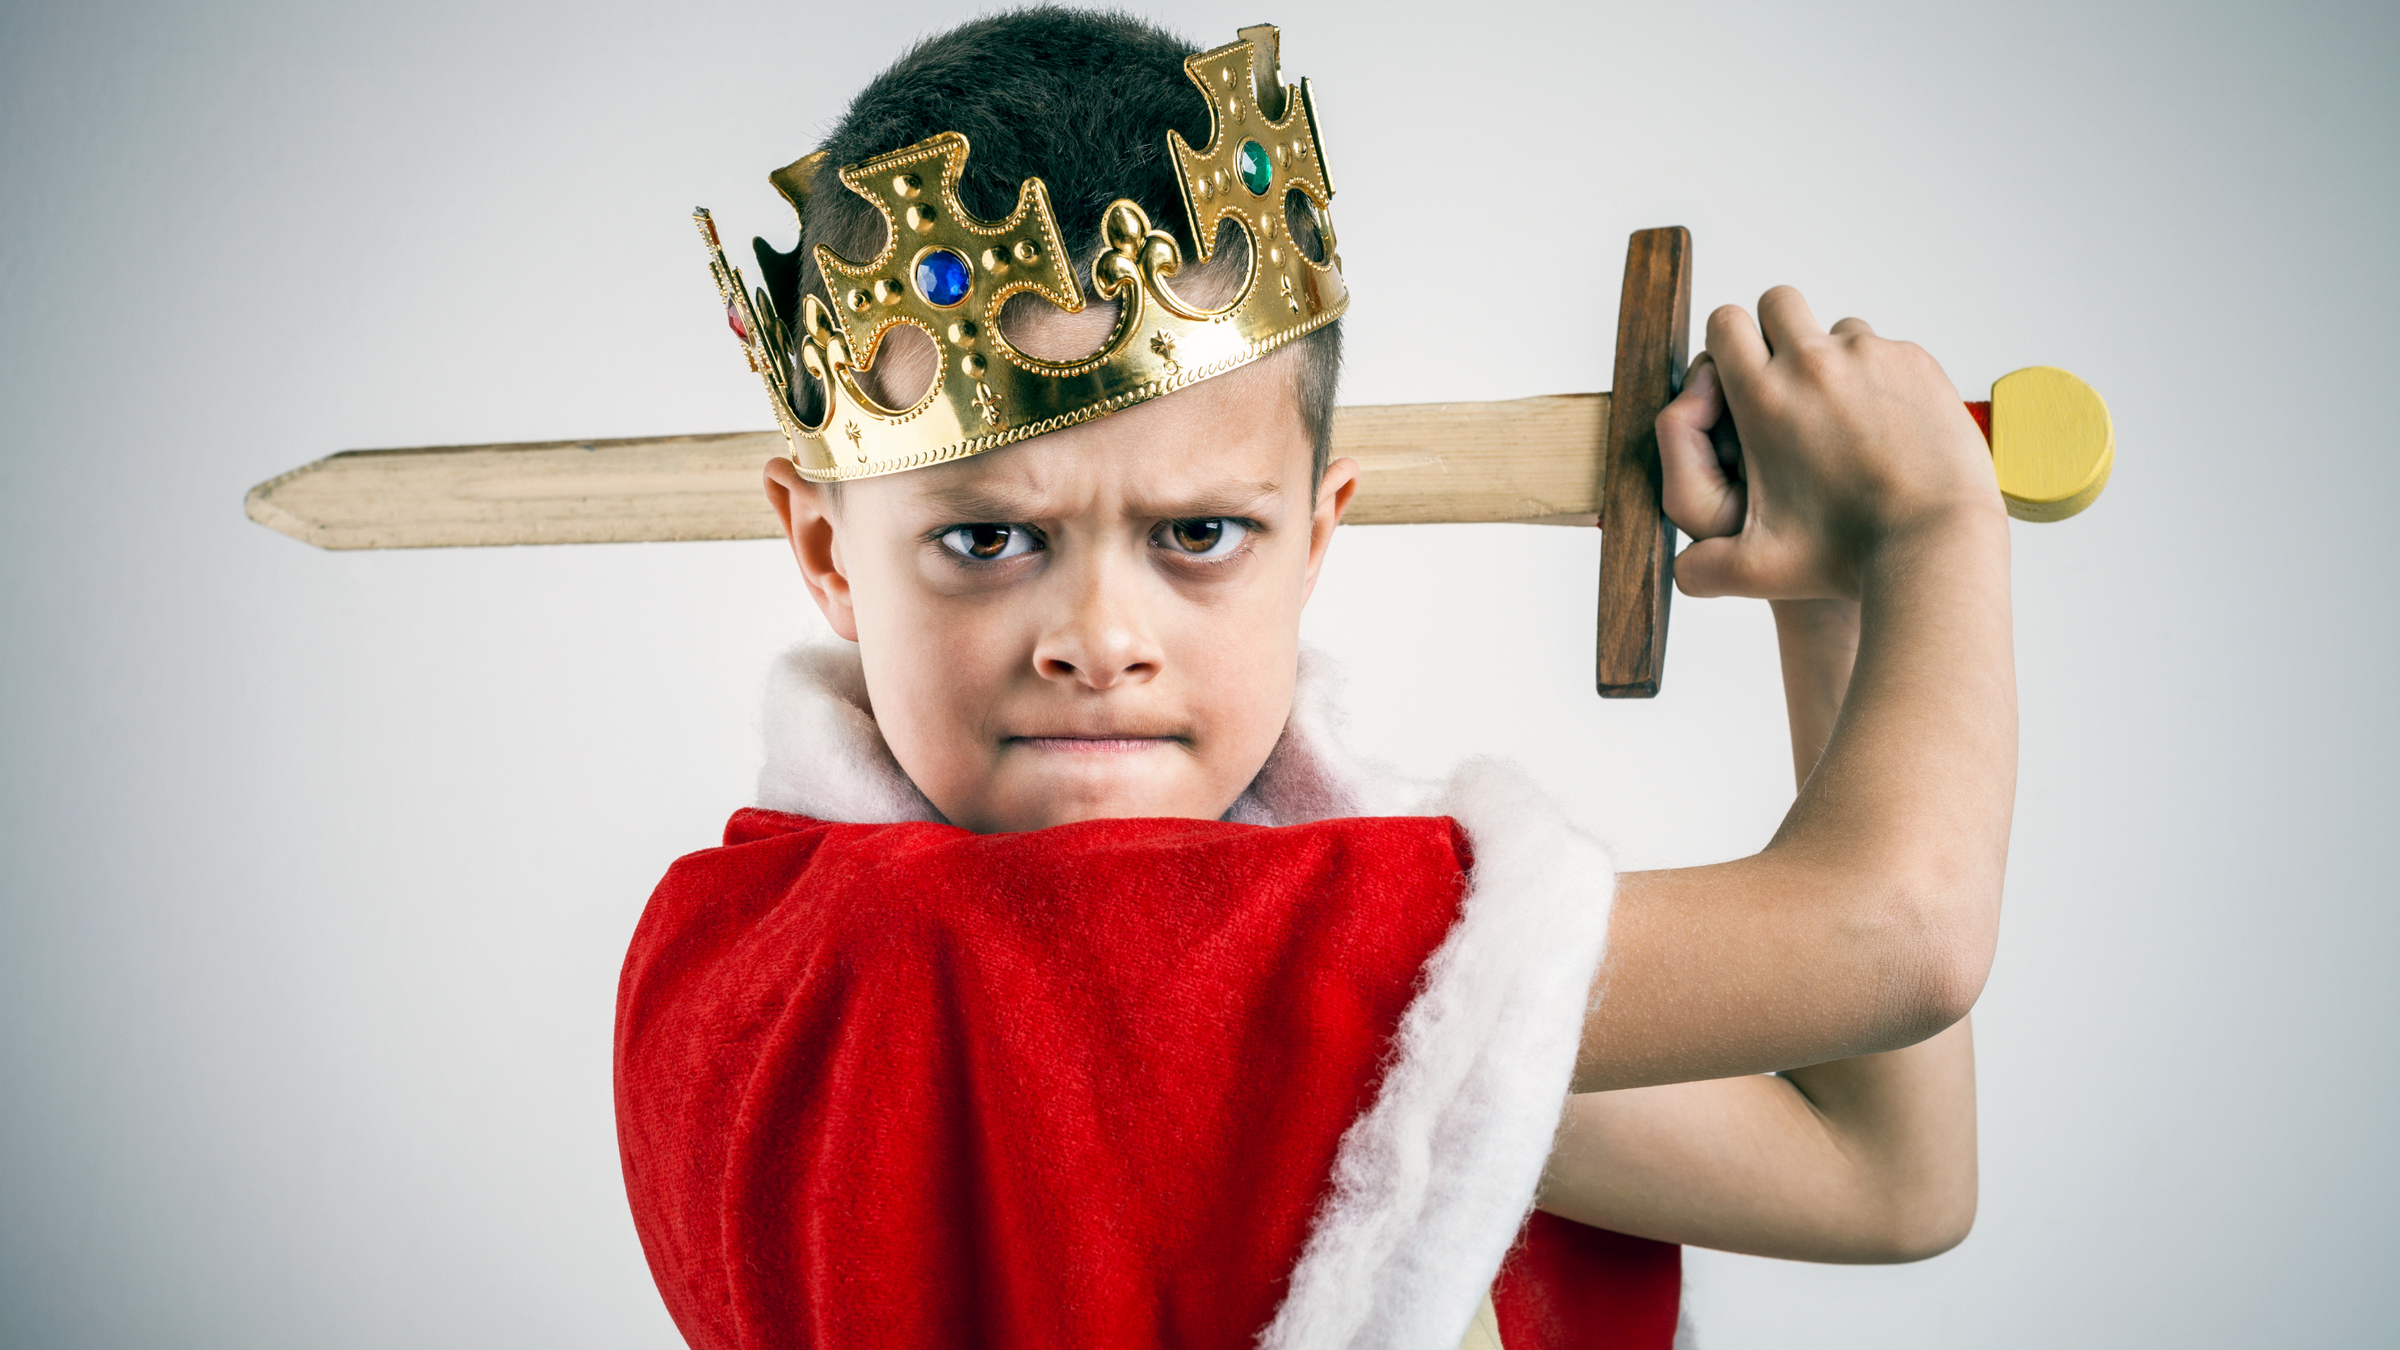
[1672,536,1747,599]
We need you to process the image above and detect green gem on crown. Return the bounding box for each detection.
[1237,140,1272,196]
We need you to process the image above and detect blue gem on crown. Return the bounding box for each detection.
[914,248,971,307]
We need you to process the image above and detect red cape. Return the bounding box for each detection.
[615,647,1678,1349]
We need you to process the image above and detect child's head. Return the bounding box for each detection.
[757,10,1355,833]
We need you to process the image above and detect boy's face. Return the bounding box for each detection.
[767,349,1358,834]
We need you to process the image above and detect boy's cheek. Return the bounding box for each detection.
[1171,609,1302,775]
[871,681,1008,826]
[844,584,1017,794]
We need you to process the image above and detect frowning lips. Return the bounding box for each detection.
[1003,732,1188,753]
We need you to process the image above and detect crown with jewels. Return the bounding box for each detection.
[695,23,1346,482]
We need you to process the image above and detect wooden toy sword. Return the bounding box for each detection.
[243,227,2113,697]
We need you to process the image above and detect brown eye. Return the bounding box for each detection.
[938,523,1038,561]
[1172,519,1222,552]
[1156,517,1248,558]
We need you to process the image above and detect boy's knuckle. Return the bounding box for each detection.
[1791,345,1841,382]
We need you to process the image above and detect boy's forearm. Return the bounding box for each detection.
[1771,598,1861,786]
[1575,514,2013,1092]
[1763,589,1980,1255]
[1774,509,2015,936]
[1545,572,1981,1254]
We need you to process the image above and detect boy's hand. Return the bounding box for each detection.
[1655,286,2003,602]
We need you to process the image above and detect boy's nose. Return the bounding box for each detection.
[1034,624,1161,689]
[1033,584,1162,691]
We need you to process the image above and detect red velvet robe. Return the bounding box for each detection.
[613,646,1681,1349]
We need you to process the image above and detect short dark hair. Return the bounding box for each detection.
[762,7,1343,481]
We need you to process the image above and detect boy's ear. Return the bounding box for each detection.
[1301,455,1361,601]
[763,457,859,641]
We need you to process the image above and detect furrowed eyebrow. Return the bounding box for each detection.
[1127,480,1283,520]
[914,484,1050,522]
[912,479,1284,523]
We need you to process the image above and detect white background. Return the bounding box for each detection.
[3,1,2393,1345]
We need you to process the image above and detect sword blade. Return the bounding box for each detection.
[243,393,1614,550]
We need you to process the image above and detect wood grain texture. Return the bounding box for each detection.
[1594,227,1693,698]
[1332,393,1607,525]
[243,395,1613,550]
[243,431,791,549]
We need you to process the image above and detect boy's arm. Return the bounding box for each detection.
[1570,288,2015,1092]
[1537,598,1978,1262]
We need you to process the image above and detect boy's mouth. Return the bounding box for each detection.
[1006,735,1183,754]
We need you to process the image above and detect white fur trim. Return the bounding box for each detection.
[752,643,1624,1344]
[1257,759,1615,1350]
[755,644,941,824]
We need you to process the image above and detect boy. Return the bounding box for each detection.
[617,10,2008,1349]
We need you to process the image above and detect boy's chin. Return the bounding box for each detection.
[954,749,1241,833]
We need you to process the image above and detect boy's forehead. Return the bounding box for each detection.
[893,438,1287,520]
[875,358,1309,518]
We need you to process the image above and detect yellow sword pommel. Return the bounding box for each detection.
[1975,366,2114,522]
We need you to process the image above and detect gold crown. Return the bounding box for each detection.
[696,24,1347,482]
